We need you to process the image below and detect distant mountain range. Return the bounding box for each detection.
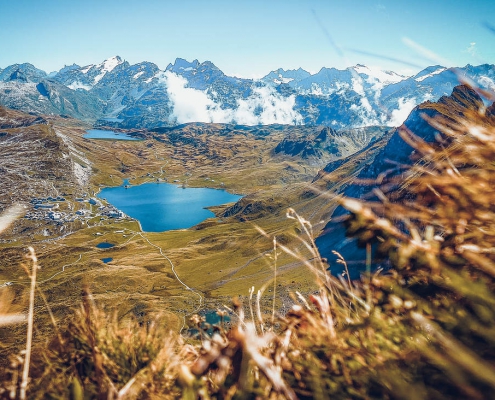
[0,56,494,129]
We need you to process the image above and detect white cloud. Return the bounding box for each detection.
[388,97,417,127]
[161,71,232,124]
[350,97,381,126]
[233,86,302,125]
[467,42,477,57]
[478,75,495,91]
[160,71,302,125]
[351,76,365,96]
[67,81,92,91]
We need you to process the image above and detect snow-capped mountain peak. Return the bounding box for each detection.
[0,56,493,132]
[414,66,447,82]
[98,56,123,71]
[166,58,200,73]
[48,56,126,90]
[261,67,311,86]
[93,56,124,84]
[352,64,406,84]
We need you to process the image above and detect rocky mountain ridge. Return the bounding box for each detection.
[314,84,492,277]
[0,57,494,131]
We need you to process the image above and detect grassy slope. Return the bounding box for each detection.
[2,114,379,342]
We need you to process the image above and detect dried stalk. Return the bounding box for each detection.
[19,247,38,400]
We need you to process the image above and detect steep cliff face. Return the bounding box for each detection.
[315,85,487,278]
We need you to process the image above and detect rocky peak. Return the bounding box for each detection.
[438,84,484,110]
[315,126,338,142]
[166,58,200,73]
[200,61,220,71]
[8,69,28,82]
[0,63,47,83]
[57,64,81,75]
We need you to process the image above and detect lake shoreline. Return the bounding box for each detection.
[96,180,243,233]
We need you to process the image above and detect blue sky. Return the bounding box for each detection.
[0,0,494,77]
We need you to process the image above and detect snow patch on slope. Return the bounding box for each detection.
[353,65,405,84]
[55,129,91,187]
[416,67,446,82]
[93,56,123,84]
[388,97,418,126]
[68,81,92,91]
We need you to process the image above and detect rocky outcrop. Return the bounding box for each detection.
[274,125,387,166]
[0,106,47,129]
[274,127,341,159]
[315,85,488,278]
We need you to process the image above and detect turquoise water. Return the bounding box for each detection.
[188,310,232,337]
[84,129,141,141]
[204,310,231,325]
[98,182,242,232]
[96,242,115,249]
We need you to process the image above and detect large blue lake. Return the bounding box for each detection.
[84,129,141,141]
[98,182,242,232]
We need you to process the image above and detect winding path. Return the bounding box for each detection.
[24,220,204,335]
[38,254,82,285]
[137,232,204,333]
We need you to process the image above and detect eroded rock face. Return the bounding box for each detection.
[0,107,77,212]
[273,126,388,167]
[274,127,340,159]
[315,85,488,278]
[0,106,47,129]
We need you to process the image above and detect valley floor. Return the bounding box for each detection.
[0,113,371,354]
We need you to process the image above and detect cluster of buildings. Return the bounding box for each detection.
[30,196,66,210]
[99,205,125,219]
[24,209,78,223]
[25,194,127,224]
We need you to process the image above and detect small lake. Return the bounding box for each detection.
[204,310,230,325]
[96,242,115,249]
[84,129,141,141]
[188,310,232,337]
[101,257,113,263]
[98,182,242,232]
